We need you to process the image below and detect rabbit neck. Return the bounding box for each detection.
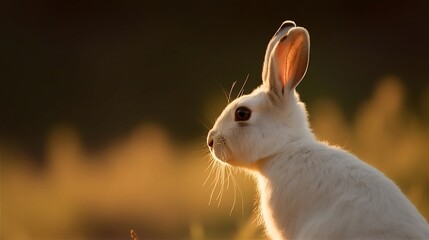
[255,139,322,239]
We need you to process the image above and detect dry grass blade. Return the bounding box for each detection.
[130,229,138,240]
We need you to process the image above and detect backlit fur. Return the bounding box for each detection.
[207,21,429,239]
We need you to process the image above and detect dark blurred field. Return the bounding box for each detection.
[1,0,428,239]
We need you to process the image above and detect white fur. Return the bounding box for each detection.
[207,21,429,239]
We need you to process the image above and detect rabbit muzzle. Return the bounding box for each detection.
[207,130,231,164]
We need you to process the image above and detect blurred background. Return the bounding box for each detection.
[1,0,429,239]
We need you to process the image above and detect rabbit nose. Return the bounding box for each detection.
[207,130,215,149]
[208,139,214,148]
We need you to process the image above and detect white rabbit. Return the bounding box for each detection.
[207,21,429,239]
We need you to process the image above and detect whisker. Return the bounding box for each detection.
[226,166,231,191]
[227,167,236,216]
[197,147,211,154]
[208,164,221,206]
[203,140,244,215]
[216,152,229,207]
[215,81,230,104]
[228,81,237,103]
[204,157,216,175]
[229,167,245,215]
[237,73,250,99]
[197,118,211,131]
[216,164,225,204]
[203,158,218,186]
[211,162,221,187]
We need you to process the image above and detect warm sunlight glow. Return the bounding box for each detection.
[1,76,428,239]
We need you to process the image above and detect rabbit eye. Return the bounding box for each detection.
[235,107,252,121]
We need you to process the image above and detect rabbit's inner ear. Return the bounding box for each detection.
[270,27,310,96]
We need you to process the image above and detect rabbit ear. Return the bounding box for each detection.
[262,21,296,82]
[263,25,310,98]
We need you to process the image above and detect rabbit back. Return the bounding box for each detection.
[257,141,429,239]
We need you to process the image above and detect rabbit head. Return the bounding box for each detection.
[207,21,313,170]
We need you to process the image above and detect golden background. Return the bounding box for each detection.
[1,1,428,239]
